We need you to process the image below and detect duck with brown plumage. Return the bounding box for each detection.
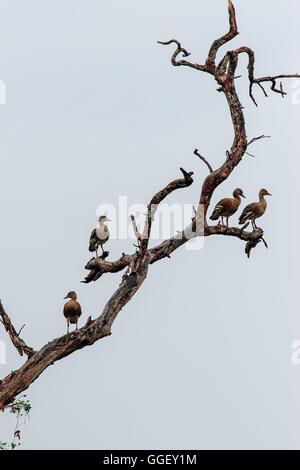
[210,188,246,227]
[239,188,272,230]
[63,291,82,334]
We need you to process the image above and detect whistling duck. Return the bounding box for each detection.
[63,291,82,334]
[239,188,272,229]
[89,215,110,258]
[210,188,246,227]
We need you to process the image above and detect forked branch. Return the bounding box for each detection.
[231,46,300,106]
[0,303,34,358]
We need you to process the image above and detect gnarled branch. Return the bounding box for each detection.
[141,167,194,250]
[231,46,300,106]
[157,40,207,72]
[206,0,238,70]
[0,303,34,358]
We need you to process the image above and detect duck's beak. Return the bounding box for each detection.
[267,192,272,196]
[106,218,111,222]
[241,193,246,198]
[64,296,68,299]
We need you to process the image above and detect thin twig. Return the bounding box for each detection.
[0,303,34,358]
[194,149,213,173]
[17,325,26,337]
[247,135,271,147]
[130,215,141,245]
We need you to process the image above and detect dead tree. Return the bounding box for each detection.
[0,0,298,411]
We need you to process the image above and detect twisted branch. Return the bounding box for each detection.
[231,46,300,106]
[157,40,207,72]
[0,303,34,358]
[206,0,238,69]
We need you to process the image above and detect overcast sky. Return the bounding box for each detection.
[1,0,300,450]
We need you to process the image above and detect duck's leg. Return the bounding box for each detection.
[101,244,105,255]
[226,217,229,228]
[96,247,99,258]
[251,219,255,230]
[67,320,69,334]
[221,216,224,227]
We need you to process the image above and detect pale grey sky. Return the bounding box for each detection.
[1,0,300,450]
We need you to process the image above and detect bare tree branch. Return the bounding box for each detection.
[247,135,271,147]
[194,149,213,173]
[83,223,266,285]
[0,303,35,358]
[157,40,208,72]
[230,46,300,106]
[130,214,142,246]
[141,167,194,249]
[206,0,238,70]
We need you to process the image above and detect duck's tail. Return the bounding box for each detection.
[239,211,253,225]
[238,214,245,225]
[210,204,223,221]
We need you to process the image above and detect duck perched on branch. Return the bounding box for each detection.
[210,188,245,227]
[239,188,272,229]
[89,215,110,258]
[63,291,82,334]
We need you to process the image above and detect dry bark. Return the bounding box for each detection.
[0,0,298,410]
